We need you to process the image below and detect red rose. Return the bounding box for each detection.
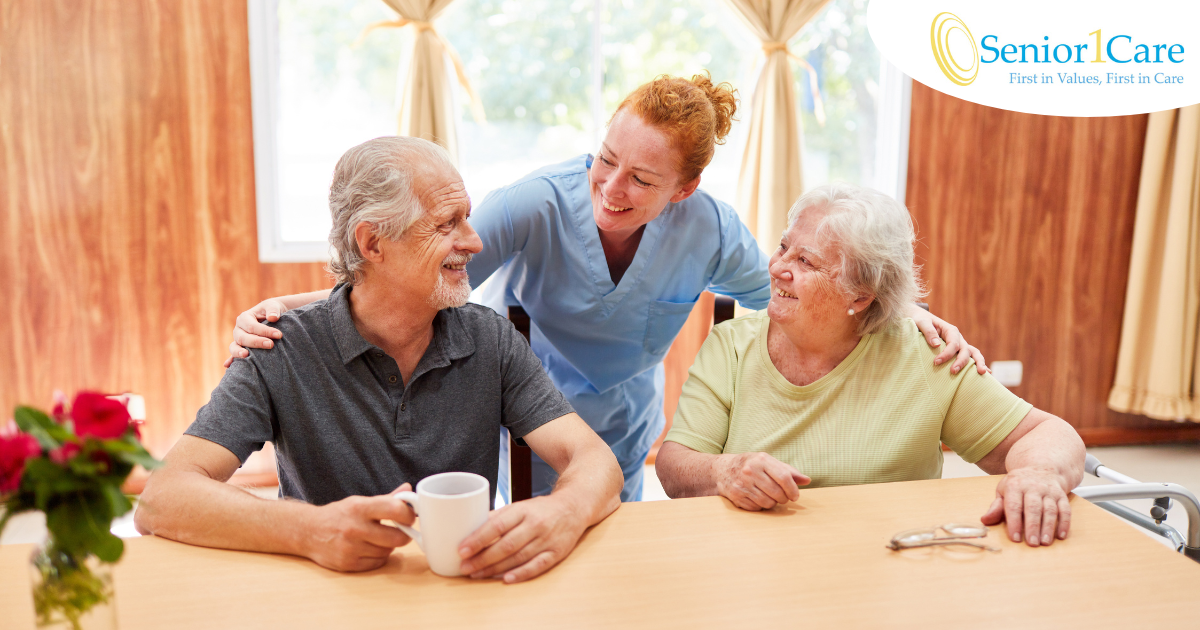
[70,392,131,439]
[0,433,40,494]
[49,441,82,465]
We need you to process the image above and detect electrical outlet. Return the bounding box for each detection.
[991,361,1023,387]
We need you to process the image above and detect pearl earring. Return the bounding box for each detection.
[847,308,855,316]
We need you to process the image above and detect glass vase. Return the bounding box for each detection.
[29,540,118,630]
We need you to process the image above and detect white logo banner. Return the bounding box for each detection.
[868,0,1200,116]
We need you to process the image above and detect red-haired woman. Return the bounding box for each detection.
[225,74,984,502]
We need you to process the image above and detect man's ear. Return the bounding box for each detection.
[354,222,383,262]
[670,175,702,203]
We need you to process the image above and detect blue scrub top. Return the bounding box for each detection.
[468,155,771,497]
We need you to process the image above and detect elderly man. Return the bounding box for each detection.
[136,137,623,583]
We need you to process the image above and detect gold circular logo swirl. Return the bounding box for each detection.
[931,12,979,86]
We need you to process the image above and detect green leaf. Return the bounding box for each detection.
[24,459,88,510]
[115,448,162,470]
[45,492,121,561]
[92,532,124,563]
[14,407,60,450]
[100,438,137,453]
[15,406,55,432]
[100,483,133,518]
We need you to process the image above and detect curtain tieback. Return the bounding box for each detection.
[357,16,487,123]
[759,40,826,127]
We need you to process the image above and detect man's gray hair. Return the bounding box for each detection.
[326,136,455,286]
[786,183,927,335]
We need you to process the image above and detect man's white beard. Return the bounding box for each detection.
[428,254,472,310]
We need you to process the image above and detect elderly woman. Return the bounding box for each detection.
[656,184,1085,547]
[225,75,985,503]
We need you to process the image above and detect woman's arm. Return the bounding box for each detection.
[656,441,810,511]
[974,408,1086,547]
[223,290,331,367]
[905,304,990,375]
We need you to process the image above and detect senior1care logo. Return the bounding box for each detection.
[868,0,1200,116]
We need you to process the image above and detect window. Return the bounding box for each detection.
[248,0,909,261]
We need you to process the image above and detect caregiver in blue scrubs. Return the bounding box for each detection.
[225,74,986,501]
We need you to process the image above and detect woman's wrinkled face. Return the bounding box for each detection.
[588,110,699,235]
[767,206,860,329]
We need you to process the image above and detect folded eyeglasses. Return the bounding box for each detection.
[887,523,1001,552]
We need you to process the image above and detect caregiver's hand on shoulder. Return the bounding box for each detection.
[907,304,989,376]
[222,298,288,368]
[980,467,1073,547]
[457,495,588,584]
[716,452,810,511]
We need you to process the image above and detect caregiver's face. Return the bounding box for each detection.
[588,110,698,235]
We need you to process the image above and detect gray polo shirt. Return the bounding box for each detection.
[186,283,573,505]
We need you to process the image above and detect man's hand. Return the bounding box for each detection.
[981,468,1072,547]
[303,484,416,572]
[223,299,288,368]
[907,305,989,375]
[715,452,810,511]
[456,495,587,584]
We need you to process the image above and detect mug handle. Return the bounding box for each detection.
[392,491,422,548]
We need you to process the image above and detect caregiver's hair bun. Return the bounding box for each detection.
[614,71,739,181]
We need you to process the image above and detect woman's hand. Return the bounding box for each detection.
[715,452,811,511]
[981,467,1073,547]
[222,299,288,368]
[906,304,989,375]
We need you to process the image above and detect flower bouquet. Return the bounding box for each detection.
[1,392,161,630]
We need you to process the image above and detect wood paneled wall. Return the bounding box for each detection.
[0,0,333,469]
[906,82,1200,444]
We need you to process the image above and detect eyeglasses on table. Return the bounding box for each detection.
[887,523,1001,552]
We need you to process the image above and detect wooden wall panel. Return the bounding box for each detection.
[0,0,332,465]
[906,82,1200,444]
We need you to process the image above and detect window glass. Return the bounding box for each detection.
[265,0,890,250]
[439,0,597,205]
[276,0,401,242]
[790,0,881,187]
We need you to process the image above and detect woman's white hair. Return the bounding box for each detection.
[786,183,927,335]
[326,136,455,286]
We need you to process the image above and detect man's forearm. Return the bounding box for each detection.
[549,445,622,525]
[655,442,723,499]
[136,469,314,557]
[1005,418,1086,490]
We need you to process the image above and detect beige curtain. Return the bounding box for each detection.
[722,0,832,249]
[366,0,483,164]
[1108,105,1200,421]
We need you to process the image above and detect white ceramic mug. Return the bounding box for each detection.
[393,472,490,577]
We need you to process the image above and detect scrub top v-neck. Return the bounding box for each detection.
[467,154,771,499]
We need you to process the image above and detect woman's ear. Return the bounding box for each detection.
[670,175,702,203]
[852,294,876,312]
[354,222,383,262]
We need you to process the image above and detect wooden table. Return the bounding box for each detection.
[3,476,1198,629]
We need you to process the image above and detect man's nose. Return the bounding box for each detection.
[460,219,483,254]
